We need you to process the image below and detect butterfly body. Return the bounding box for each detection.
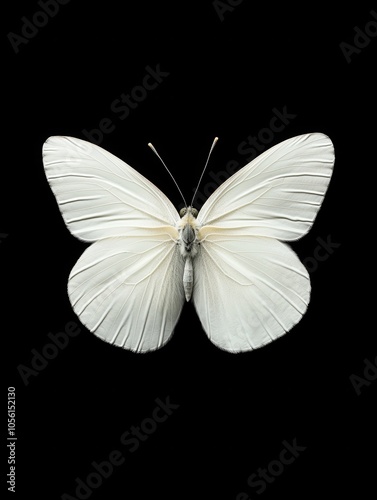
[42,133,334,353]
[177,206,199,301]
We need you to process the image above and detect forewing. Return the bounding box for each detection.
[68,230,185,353]
[197,133,334,241]
[43,136,179,242]
[192,233,310,353]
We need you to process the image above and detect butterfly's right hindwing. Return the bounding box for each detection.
[192,233,310,353]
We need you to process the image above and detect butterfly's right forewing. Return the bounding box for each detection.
[197,133,334,241]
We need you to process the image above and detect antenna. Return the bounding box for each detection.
[148,142,187,207]
[191,137,218,207]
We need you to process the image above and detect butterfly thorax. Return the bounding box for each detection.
[177,207,199,301]
[177,207,199,258]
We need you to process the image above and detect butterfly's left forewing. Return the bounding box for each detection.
[43,136,180,242]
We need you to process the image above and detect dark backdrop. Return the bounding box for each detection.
[3,1,376,499]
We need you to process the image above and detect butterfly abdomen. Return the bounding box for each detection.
[183,256,194,301]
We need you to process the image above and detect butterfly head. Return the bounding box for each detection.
[179,206,198,219]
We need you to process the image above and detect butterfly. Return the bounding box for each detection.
[42,133,334,353]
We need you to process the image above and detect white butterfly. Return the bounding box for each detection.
[42,133,334,353]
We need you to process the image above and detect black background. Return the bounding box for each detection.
[3,1,376,499]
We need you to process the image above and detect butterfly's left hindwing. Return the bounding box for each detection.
[68,232,185,353]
